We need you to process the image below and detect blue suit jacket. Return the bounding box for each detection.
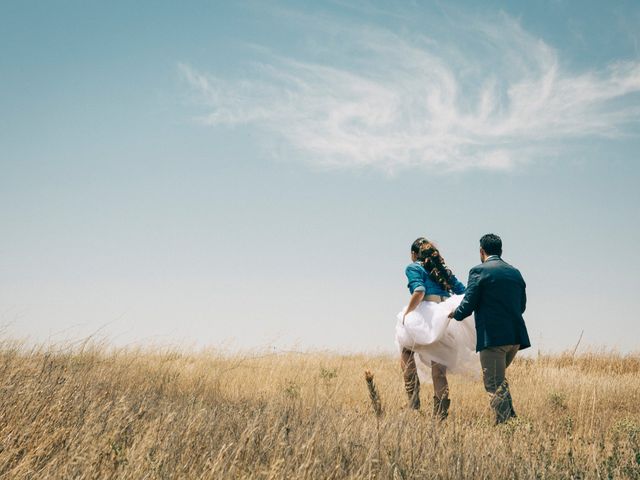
[452,257,530,352]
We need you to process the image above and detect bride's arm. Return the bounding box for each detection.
[403,263,426,323]
[403,291,425,323]
[450,274,466,294]
[449,267,481,320]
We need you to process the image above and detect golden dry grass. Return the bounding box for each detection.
[0,340,639,479]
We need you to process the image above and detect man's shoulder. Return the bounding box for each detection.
[469,262,486,274]
[495,258,521,272]
[489,259,525,280]
[473,258,516,274]
[468,259,523,281]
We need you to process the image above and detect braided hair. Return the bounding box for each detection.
[410,237,454,292]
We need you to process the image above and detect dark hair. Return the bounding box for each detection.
[480,233,502,256]
[410,237,454,292]
[411,237,428,255]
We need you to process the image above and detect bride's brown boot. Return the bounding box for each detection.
[402,349,420,410]
[405,374,421,410]
[433,396,450,420]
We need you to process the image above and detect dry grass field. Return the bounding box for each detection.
[0,339,638,479]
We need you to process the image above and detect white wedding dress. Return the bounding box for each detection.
[395,295,480,382]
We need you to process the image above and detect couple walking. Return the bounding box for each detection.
[395,234,530,424]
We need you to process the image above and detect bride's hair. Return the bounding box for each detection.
[411,237,454,292]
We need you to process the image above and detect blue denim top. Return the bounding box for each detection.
[405,261,466,297]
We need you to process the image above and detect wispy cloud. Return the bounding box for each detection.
[180,8,640,173]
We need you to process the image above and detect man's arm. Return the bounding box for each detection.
[521,283,527,314]
[449,268,482,320]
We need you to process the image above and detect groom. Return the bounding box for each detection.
[448,234,530,424]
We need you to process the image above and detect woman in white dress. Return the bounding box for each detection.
[396,237,478,418]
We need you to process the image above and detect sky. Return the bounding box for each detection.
[1,0,639,354]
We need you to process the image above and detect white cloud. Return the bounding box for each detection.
[180,10,640,173]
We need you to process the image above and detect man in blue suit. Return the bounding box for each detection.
[449,234,530,424]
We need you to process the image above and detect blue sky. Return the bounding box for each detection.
[1,1,639,353]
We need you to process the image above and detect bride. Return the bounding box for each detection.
[395,237,478,419]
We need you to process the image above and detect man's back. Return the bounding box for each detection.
[451,234,530,424]
[453,257,530,352]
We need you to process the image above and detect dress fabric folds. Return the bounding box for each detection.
[395,295,479,382]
